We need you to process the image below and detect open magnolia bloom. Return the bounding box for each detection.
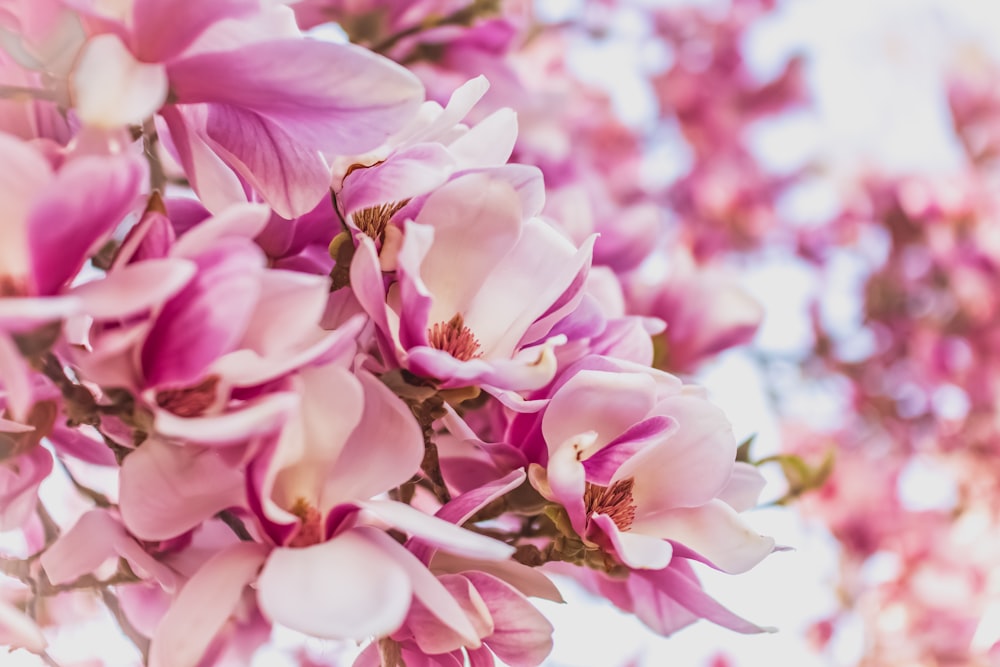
[352,170,595,394]
[521,355,775,574]
[113,360,515,665]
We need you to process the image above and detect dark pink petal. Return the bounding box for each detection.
[256,530,411,639]
[168,39,423,154]
[119,438,247,541]
[409,469,525,565]
[48,424,117,466]
[141,239,264,388]
[583,415,678,485]
[28,154,146,295]
[131,0,257,62]
[149,542,268,667]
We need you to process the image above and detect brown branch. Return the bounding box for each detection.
[217,510,254,542]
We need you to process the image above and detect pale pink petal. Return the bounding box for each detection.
[585,416,678,485]
[71,34,168,128]
[359,500,515,561]
[589,513,673,570]
[429,552,564,603]
[120,438,246,541]
[257,531,411,639]
[411,174,523,323]
[153,391,299,444]
[0,331,33,422]
[542,370,656,458]
[623,392,737,511]
[467,221,591,359]
[717,462,768,512]
[40,509,178,590]
[234,269,329,355]
[447,108,518,170]
[149,542,268,667]
[0,597,46,654]
[363,528,481,647]
[406,338,562,392]
[160,106,249,215]
[319,370,423,507]
[71,258,196,319]
[0,132,51,281]
[631,500,775,574]
[0,447,52,530]
[404,573,490,654]
[170,202,271,258]
[404,76,489,145]
[465,571,554,667]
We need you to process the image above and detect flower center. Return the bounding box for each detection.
[288,497,323,548]
[584,478,637,531]
[427,314,482,361]
[154,375,220,418]
[352,201,407,241]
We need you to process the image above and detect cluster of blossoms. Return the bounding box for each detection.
[780,46,1000,667]
[0,1,780,665]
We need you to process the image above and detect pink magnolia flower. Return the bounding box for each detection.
[61,0,425,218]
[518,356,774,574]
[352,170,594,393]
[73,202,361,445]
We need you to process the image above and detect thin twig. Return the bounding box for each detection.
[217,510,254,542]
[100,588,150,663]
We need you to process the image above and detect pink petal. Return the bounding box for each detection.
[0,597,46,654]
[153,391,299,444]
[319,370,423,507]
[637,564,774,634]
[589,513,673,570]
[631,500,775,574]
[0,132,51,281]
[465,571,554,667]
[131,0,256,62]
[584,416,678,485]
[0,447,52,530]
[410,174,522,323]
[257,530,411,639]
[622,392,737,511]
[0,296,82,331]
[149,542,268,667]
[71,258,196,319]
[0,331,33,422]
[717,462,768,512]
[201,104,331,219]
[542,370,656,459]
[160,105,249,215]
[168,39,423,154]
[404,573,490,654]
[40,509,178,591]
[447,108,518,170]
[342,143,454,215]
[141,239,264,387]
[170,202,271,258]
[119,438,247,541]
[429,552,564,603]
[364,528,481,647]
[28,153,146,295]
[359,500,515,561]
